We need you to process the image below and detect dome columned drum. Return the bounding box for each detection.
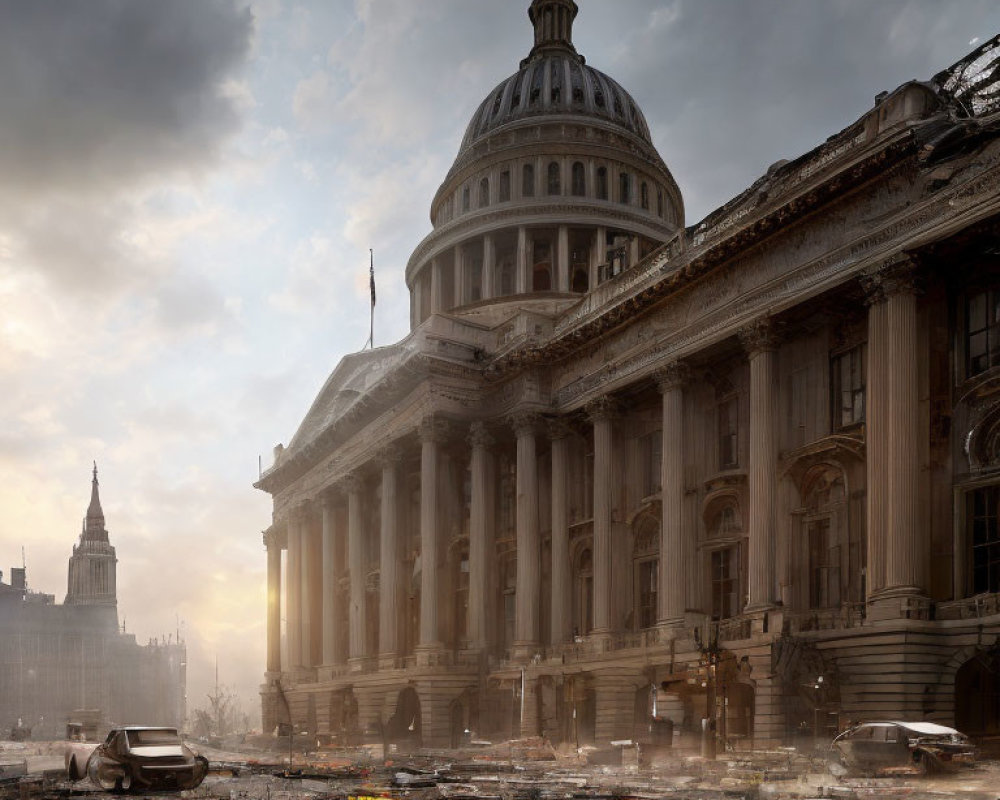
[406,0,683,328]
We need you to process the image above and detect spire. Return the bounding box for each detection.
[525,0,580,63]
[83,461,106,541]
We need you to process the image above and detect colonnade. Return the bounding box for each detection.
[265,258,929,676]
[416,222,642,321]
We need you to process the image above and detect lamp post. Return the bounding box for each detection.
[694,625,721,759]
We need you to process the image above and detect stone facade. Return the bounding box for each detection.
[0,467,186,739]
[255,4,1000,749]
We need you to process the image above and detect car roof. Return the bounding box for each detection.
[889,721,960,735]
[114,726,179,733]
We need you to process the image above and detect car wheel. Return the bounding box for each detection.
[912,751,929,776]
[67,757,79,781]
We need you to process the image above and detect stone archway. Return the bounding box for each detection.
[956,649,1000,736]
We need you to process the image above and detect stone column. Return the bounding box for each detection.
[592,226,606,289]
[656,362,689,627]
[345,474,367,663]
[883,263,924,594]
[468,422,494,650]
[483,234,496,300]
[549,419,572,646]
[419,417,448,650]
[321,492,338,669]
[513,412,541,653]
[286,511,302,668]
[430,257,443,314]
[517,226,529,294]
[264,527,282,674]
[557,225,570,292]
[588,397,617,634]
[454,245,465,306]
[861,270,888,599]
[741,319,780,613]
[378,446,401,666]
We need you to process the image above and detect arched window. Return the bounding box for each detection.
[462,185,470,212]
[547,161,561,195]
[479,177,489,207]
[571,162,585,196]
[596,167,608,200]
[619,172,631,205]
[522,163,535,198]
[657,189,664,218]
[641,181,649,210]
[802,466,846,609]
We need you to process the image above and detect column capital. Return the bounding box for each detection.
[376,443,403,469]
[861,253,921,305]
[468,421,494,450]
[585,395,619,423]
[509,410,543,436]
[418,415,450,444]
[319,486,339,509]
[547,416,574,441]
[653,360,691,393]
[339,472,365,495]
[263,526,286,550]
[738,317,782,357]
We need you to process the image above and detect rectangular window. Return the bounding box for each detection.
[636,559,657,629]
[718,397,738,469]
[970,485,1000,594]
[831,344,866,430]
[638,431,662,498]
[711,548,738,619]
[499,170,511,202]
[967,289,1000,377]
[807,518,840,608]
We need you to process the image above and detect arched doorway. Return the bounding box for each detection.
[956,650,1000,736]
[386,687,422,751]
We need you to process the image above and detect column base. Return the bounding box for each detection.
[510,641,542,663]
[414,643,444,667]
[347,657,371,674]
[867,587,931,622]
[378,653,400,671]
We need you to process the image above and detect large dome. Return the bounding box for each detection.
[405,0,683,330]
[459,53,654,156]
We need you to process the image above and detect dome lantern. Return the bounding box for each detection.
[524,0,580,65]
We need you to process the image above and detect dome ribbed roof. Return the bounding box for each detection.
[458,53,653,154]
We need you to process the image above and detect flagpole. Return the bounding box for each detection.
[369,249,374,349]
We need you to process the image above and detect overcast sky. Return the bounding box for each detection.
[1,0,997,726]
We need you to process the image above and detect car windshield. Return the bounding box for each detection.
[126,729,180,746]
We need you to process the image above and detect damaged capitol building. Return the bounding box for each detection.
[256,1,1000,749]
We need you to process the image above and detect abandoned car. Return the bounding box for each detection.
[831,721,976,775]
[65,726,208,792]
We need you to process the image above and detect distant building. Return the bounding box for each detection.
[256,1,1000,749]
[0,465,186,739]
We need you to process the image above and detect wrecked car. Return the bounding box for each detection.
[66,726,208,792]
[831,721,976,775]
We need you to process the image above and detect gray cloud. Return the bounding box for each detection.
[0,0,254,195]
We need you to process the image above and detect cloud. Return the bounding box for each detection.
[0,0,254,195]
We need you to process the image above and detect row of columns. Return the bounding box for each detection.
[265,254,927,676]
[421,224,634,317]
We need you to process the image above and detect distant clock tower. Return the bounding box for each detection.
[65,463,118,608]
